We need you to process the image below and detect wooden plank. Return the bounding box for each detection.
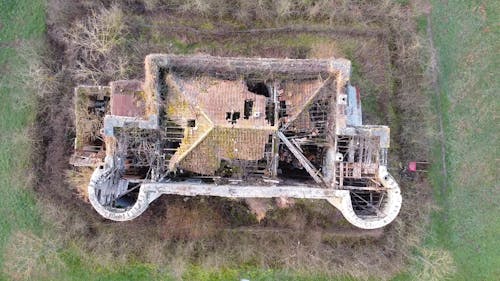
[277,131,324,184]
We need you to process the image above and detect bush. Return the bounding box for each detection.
[63,5,129,83]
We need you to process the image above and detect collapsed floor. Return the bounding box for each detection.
[34,0,434,278]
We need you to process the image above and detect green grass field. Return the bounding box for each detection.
[0,0,45,274]
[426,1,499,280]
[0,0,498,280]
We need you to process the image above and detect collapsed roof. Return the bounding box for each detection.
[71,54,401,229]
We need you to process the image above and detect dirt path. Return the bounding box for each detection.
[162,25,388,39]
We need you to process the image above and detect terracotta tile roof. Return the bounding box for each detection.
[164,74,333,174]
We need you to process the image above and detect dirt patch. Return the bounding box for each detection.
[32,0,434,279]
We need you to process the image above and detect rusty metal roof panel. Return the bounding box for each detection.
[110,80,146,117]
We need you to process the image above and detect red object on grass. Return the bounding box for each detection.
[408,162,418,172]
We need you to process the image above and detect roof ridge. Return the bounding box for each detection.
[168,108,214,171]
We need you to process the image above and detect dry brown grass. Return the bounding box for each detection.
[2,231,64,281]
[160,202,224,241]
[65,167,93,202]
[30,0,436,279]
[410,247,456,281]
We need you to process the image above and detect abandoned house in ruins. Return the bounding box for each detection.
[71,54,402,229]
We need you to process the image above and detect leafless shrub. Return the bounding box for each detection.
[274,0,293,19]
[305,0,332,20]
[410,247,456,281]
[63,4,129,83]
[179,0,212,16]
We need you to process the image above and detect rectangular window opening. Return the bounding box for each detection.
[226,112,241,124]
[244,99,254,119]
[279,100,288,118]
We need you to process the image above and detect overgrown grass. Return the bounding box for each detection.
[426,0,499,280]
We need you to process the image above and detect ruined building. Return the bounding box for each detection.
[71,54,401,229]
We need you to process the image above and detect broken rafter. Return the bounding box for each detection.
[277,131,325,184]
